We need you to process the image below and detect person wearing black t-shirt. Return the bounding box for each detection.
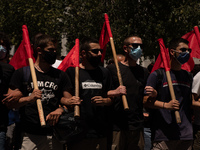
[63,37,113,150]
[4,35,77,150]
[0,32,15,150]
[144,38,193,150]
[107,36,149,150]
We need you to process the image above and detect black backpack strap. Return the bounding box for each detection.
[155,69,163,86]
[187,71,193,84]
[155,69,164,97]
[22,66,31,94]
[23,66,31,82]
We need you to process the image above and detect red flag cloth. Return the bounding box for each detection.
[57,39,79,72]
[182,26,200,58]
[99,13,112,62]
[180,26,200,72]
[152,34,196,73]
[9,25,35,70]
[181,56,194,72]
[151,39,170,73]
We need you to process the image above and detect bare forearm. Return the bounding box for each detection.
[192,93,200,109]
[144,96,164,109]
[144,96,179,110]
[7,96,33,109]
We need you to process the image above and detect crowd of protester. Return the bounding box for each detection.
[0,32,200,150]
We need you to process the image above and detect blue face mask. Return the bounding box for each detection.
[176,52,190,64]
[0,45,7,60]
[129,46,142,61]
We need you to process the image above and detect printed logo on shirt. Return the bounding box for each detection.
[31,81,58,90]
[82,82,102,89]
[29,81,58,104]
[41,88,55,104]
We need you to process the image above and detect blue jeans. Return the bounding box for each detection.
[144,127,151,150]
[0,131,6,150]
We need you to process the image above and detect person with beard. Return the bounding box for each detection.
[106,35,149,150]
[144,38,193,149]
[64,37,113,150]
[3,34,78,150]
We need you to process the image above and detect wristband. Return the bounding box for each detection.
[163,102,165,109]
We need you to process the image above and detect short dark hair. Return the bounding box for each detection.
[168,38,189,51]
[0,32,11,52]
[31,33,44,49]
[33,34,57,51]
[80,37,99,52]
[123,35,141,45]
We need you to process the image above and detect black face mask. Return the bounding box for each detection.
[42,50,57,64]
[88,55,102,68]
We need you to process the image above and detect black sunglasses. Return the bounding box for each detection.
[47,48,56,52]
[90,49,103,54]
[127,43,143,49]
[179,48,192,53]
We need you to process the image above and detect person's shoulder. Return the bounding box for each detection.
[106,63,115,70]
[180,69,193,82]
[50,67,65,75]
[106,62,124,71]
[0,62,14,68]
[149,68,164,78]
[15,66,25,72]
[194,71,200,78]
[135,64,149,74]
[180,69,192,76]
[0,62,13,71]
[98,66,110,72]
[66,67,75,72]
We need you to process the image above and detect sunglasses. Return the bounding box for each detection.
[90,49,103,54]
[127,43,143,49]
[47,48,57,52]
[179,48,192,53]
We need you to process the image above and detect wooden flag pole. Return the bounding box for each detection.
[159,38,181,124]
[165,71,181,124]
[22,25,45,127]
[110,37,129,110]
[74,66,80,117]
[28,58,46,126]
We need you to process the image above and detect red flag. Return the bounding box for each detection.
[9,25,35,70]
[182,26,200,58]
[152,34,196,73]
[151,39,170,73]
[181,26,200,72]
[99,13,113,62]
[57,39,79,72]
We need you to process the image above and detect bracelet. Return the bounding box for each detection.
[163,102,165,109]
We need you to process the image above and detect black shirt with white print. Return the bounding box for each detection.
[66,66,113,138]
[9,66,72,135]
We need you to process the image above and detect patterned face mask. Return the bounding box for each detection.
[129,46,142,61]
[173,50,190,64]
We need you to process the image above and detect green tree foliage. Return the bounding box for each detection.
[1,0,200,60]
[63,0,200,60]
[1,0,64,47]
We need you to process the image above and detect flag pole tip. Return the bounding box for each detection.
[22,25,27,29]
